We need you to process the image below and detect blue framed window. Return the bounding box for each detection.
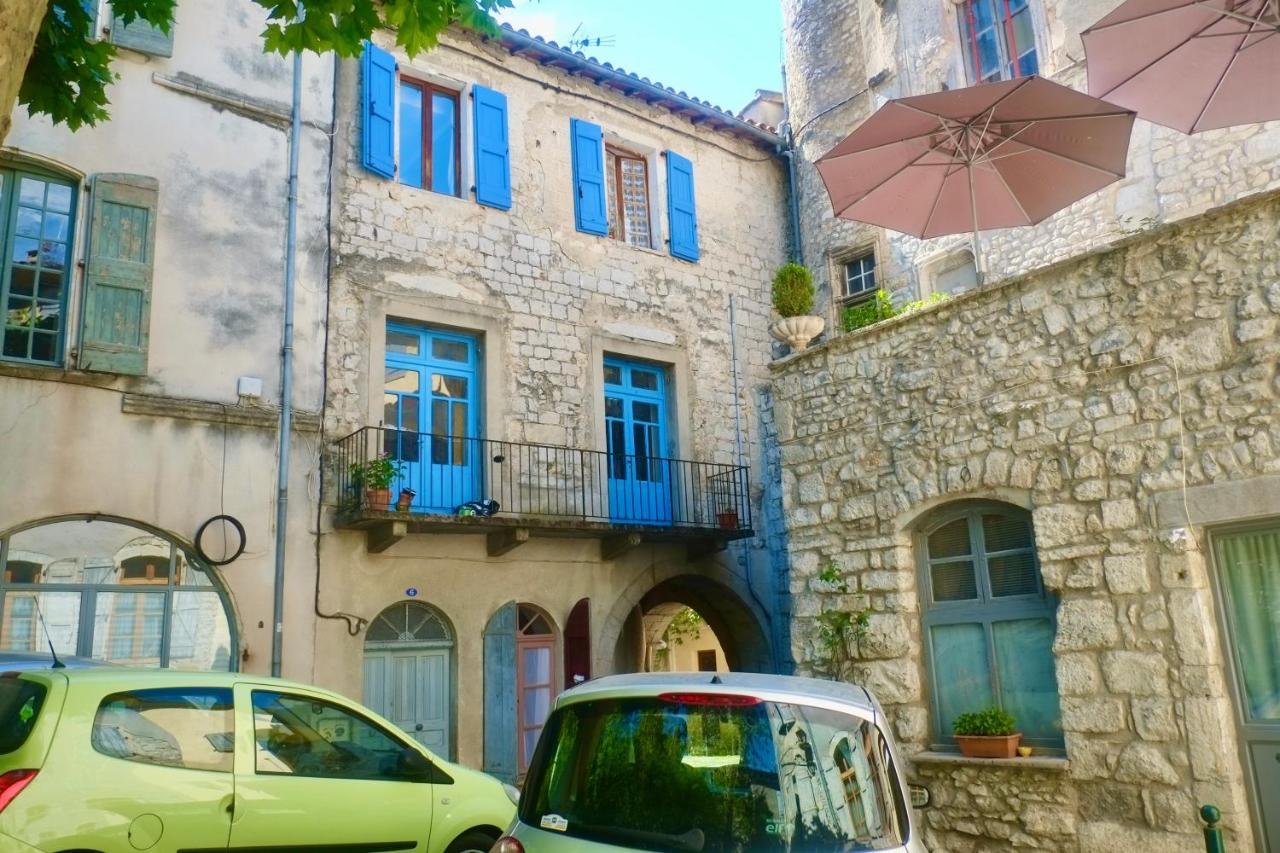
[604,357,672,525]
[0,166,77,365]
[384,323,481,512]
[963,0,1038,83]
[919,502,1062,749]
[398,79,460,196]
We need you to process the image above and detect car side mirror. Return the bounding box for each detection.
[908,784,932,809]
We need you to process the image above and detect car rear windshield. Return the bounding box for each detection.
[0,677,48,755]
[520,695,909,853]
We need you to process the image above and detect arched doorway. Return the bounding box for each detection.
[0,515,236,669]
[606,573,773,675]
[363,600,455,756]
[645,603,729,673]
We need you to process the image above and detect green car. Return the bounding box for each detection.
[0,667,516,853]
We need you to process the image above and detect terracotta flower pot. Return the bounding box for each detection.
[769,315,825,352]
[365,488,392,511]
[716,511,739,530]
[954,733,1022,759]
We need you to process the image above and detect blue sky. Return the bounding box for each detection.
[497,1,784,114]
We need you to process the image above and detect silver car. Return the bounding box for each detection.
[497,672,931,853]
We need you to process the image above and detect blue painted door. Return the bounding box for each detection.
[604,357,672,524]
[384,324,479,512]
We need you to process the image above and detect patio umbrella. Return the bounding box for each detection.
[815,76,1135,275]
[1082,0,1280,134]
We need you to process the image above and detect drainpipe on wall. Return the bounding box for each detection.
[271,44,303,678]
[779,126,804,265]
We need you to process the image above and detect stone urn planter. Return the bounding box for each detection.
[954,733,1022,759]
[769,315,825,352]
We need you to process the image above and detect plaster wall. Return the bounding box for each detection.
[0,0,334,678]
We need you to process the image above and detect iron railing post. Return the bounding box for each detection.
[1201,804,1225,853]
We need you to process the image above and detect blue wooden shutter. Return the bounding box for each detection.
[109,8,173,57]
[483,601,517,783]
[472,86,512,210]
[79,174,158,375]
[570,118,607,235]
[362,41,397,179]
[665,151,699,261]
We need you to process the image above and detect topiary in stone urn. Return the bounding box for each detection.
[769,262,825,352]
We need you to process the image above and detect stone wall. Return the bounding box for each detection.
[771,192,1280,851]
[781,0,1280,323]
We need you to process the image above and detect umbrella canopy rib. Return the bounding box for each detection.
[1190,9,1264,130]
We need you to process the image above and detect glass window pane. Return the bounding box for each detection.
[605,152,620,238]
[168,591,234,671]
[37,270,61,300]
[12,237,38,266]
[9,268,34,297]
[619,156,650,248]
[431,92,458,196]
[1018,49,1039,77]
[432,374,466,399]
[608,421,627,479]
[18,178,44,207]
[398,83,424,189]
[992,619,1060,741]
[0,591,80,655]
[982,513,1032,552]
[430,399,449,463]
[988,552,1038,597]
[172,549,213,587]
[42,212,69,242]
[45,183,71,213]
[15,207,40,238]
[631,370,658,391]
[2,329,28,359]
[29,332,55,362]
[401,396,420,432]
[387,330,419,355]
[931,560,978,601]
[1217,529,1280,721]
[1011,8,1034,56]
[523,647,552,684]
[632,401,658,424]
[523,686,551,726]
[252,691,415,781]
[431,337,468,362]
[605,396,623,418]
[931,623,994,736]
[93,688,234,772]
[93,592,163,666]
[977,29,1001,78]
[927,518,971,558]
[39,242,66,270]
[604,364,622,385]
[385,366,419,394]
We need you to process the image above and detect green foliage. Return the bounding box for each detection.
[817,561,846,591]
[771,262,815,318]
[18,0,508,129]
[952,706,1017,737]
[662,607,706,648]
[841,289,949,333]
[348,454,404,490]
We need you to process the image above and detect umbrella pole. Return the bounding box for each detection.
[969,164,985,284]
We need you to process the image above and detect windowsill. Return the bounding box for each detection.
[911,751,1070,772]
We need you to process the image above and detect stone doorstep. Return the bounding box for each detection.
[911,750,1071,772]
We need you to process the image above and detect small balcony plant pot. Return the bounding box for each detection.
[954,733,1022,759]
[365,488,392,511]
[716,510,739,530]
[395,488,416,512]
[769,315,826,352]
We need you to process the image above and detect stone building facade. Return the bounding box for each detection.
[774,190,1280,851]
[0,1,332,679]
[314,26,790,776]
[782,0,1280,325]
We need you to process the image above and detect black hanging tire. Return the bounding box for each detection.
[444,830,499,853]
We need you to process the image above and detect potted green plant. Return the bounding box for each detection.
[952,707,1021,758]
[348,455,404,511]
[768,262,824,352]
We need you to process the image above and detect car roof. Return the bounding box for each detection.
[10,666,334,696]
[557,672,879,718]
[0,652,111,670]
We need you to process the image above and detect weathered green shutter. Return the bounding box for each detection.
[79,174,158,375]
[110,7,174,57]
[483,601,517,783]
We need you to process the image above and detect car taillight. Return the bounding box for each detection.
[0,769,36,813]
[490,836,524,853]
[658,692,761,707]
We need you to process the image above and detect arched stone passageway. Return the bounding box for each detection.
[603,571,773,676]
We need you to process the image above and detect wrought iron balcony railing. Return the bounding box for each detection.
[334,426,752,534]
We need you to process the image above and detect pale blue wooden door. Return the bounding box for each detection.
[363,601,454,757]
[384,324,480,512]
[604,357,672,524]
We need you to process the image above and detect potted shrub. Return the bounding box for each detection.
[716,507,739,530]
[348,455,404,511]
[952,707,1021,758]
[768,262,825,352]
